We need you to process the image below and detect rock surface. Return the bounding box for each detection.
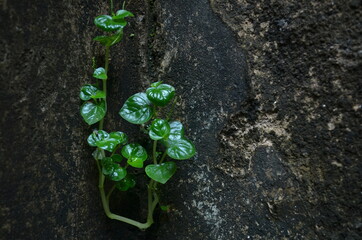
[0,0,361,239]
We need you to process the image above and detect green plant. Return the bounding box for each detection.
[79,2,196,230]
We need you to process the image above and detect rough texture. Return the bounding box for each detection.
[1,0,361,239]
[209,0,362,239]
[0,0,148,239]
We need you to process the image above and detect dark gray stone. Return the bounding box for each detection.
[1,0,361,239]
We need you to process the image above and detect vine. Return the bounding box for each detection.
[79,1,196,230]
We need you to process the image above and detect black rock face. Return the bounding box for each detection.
[1,0,361,239]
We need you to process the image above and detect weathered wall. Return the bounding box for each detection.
[1,0,361,239]
[0,0,148,239]
[210,1,362,239]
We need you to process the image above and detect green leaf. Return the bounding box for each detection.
[101,157,115,175]
[93,30,123,46]
[127,158,144,168]
[109,131,128,145]
[92,148,104,160]
[110,167,127,181]
[96,138,119,152]
[160,205,170,211]
[160,121,184,147]
[146,82,175,106]
[111,17,127,26]
[111,154,123,163]
[166,139,196,160]
[87,130,128,152]
[93,67,107,80]
[168,121,184,141]
[119,93,154,124]
[116,174,136,191]
[80,100,106,125]
[115,9,134,18]
[145,162,177,184]
[101,158,127,181]
[94,15,125,31]
[149,119,171,140]
[80,85,105,100]
[150,81,162,87]
[121,143,148,168]
[87,130,109,146]
[92,90,106,99]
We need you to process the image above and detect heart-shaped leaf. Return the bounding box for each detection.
[93,67,107,80]
[145,162,177,184]
[110,167,127,181]
[92,148,104,160]
[80,85,105,100]
[111,154,123,163]
[94,30,123,47]
[96,138,119,152]
[101,158,127,181]
[149,119,171,140]
[119,93,154,124]
[116,174,136,191]
[166,139,196,160]
[94,15,126,31]
[87,130,128,152]
[87,130,109,146]
[101,157,115,175]
[80,100,106,125]
[115,9,134,18]
[109,131,128,145]
[168,121,184,141]
[146,82,175,106]
[121,143,148,168]
[161,121,184,147]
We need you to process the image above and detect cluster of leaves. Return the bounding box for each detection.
[80,68,107,125]
[94,10,134,47]
[80,10,134,125]
[79,7,195,206]
[119,81,196,184]
[82,81,195,191]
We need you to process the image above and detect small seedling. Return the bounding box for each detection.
[79,2,196,230]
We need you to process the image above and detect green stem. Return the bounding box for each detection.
[99,172,152,229]
[97,154,157,229]
[146,180,159,224]
[106,184,116,202]
[98,46,110,131]
[159,151,167,164]
[153,140,158,164]
[110,0,115,15]
[93,6,158,229]
[111,144,121,156]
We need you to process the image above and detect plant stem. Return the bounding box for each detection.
[110,0,115,15]
[159,151,167,164]
[153,140,158,164]
[111,145,121,156]
[106,184,116,202]
[97,148,158,229]
[98,170,153,229]
[93,8,158,228]
[98,46,110,131]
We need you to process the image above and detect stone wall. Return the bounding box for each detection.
[1,0,361,239]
